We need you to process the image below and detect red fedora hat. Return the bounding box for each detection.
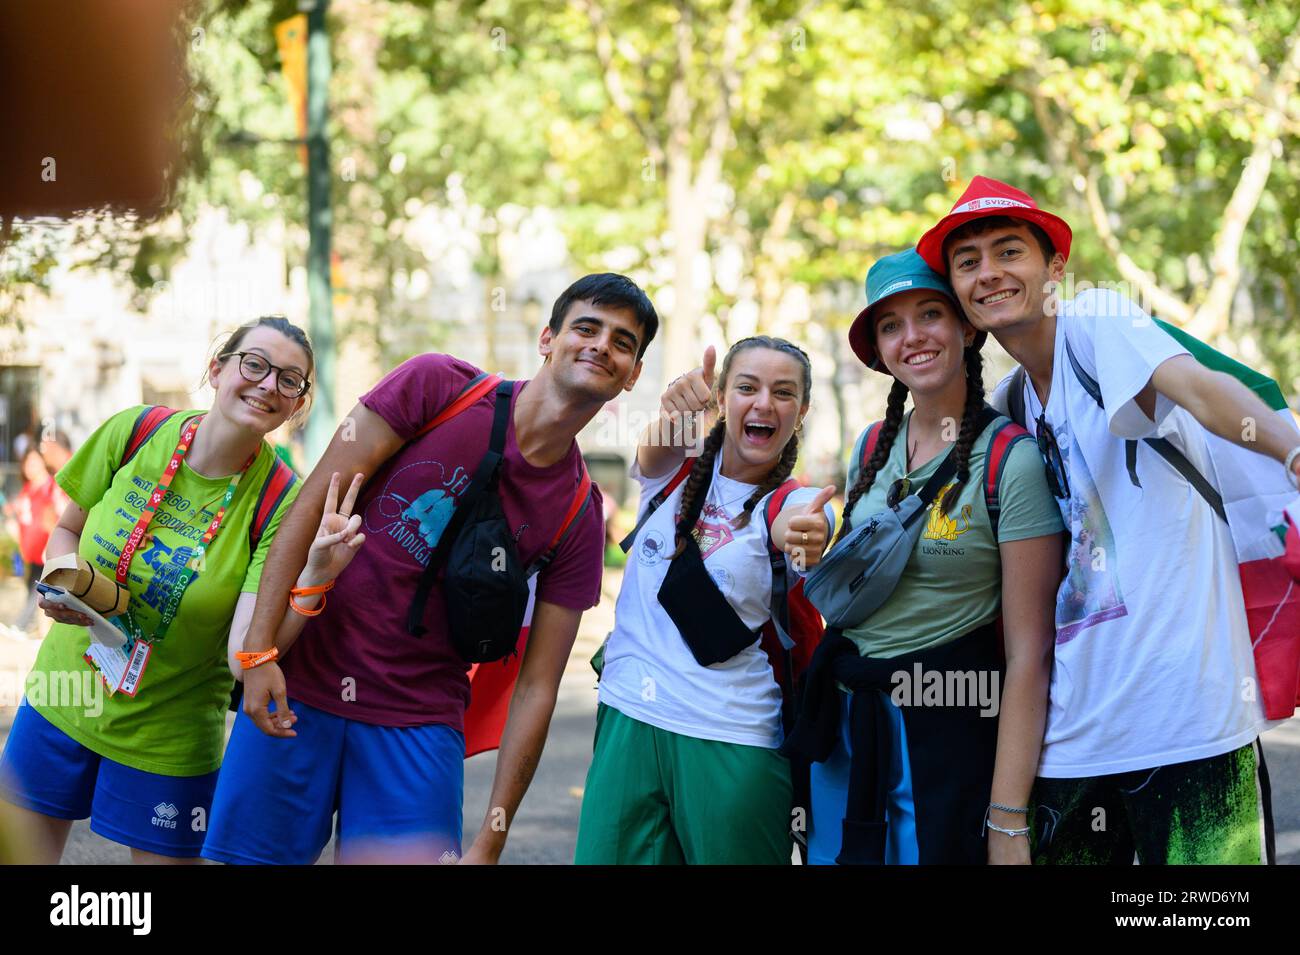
[917,176,1072,275]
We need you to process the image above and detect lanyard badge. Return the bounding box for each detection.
[86,415,254,696]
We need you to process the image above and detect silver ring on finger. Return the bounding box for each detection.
[801,532,808,544]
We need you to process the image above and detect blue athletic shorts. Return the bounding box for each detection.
[806,688,919,865]
[0,701,219,858]
[202,697,465,865]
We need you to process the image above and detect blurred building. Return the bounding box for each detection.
[1,199,871,510]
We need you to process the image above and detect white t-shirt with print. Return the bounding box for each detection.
[990,288,1266,777]
[599,453,833,749]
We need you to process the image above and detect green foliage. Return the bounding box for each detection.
[6,0,1299,405]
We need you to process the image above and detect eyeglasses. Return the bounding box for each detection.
[1036,414,1071,500]
[223,351,311,399]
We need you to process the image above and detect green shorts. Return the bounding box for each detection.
[1032,740,1274,865]
[574,704,794,865]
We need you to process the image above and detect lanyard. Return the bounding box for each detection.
[115,414,255,644]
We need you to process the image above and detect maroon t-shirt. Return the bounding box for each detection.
[281,353,604,730]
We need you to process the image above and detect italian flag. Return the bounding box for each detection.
[1158,320,1300,718]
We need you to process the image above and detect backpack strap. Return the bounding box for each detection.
[764,478,803,652]
[1063,334,1227,523]
[838,421,884,538]
[248,456,299,554]
[1063,331,1144,489]
[407,379,516,636]
[526,465,594,577]
[860,421,883,471]
[983,416,1032,539]
[618,457,695,553]
[413,372,503,439]
[1006,367,1028,430]
[121,406,179,469]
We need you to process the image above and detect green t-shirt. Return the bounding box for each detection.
[842,412,1063,659]
[28,407,300,775]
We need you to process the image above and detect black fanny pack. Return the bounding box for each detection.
[406,379,531,663]
[656,466,761,667]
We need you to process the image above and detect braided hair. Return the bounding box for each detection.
[833,340,986,544]
[938,345,987,514]
[671,336,812,557]
[835,377,908,544]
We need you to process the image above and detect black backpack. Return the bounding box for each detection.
[405,377,592,663]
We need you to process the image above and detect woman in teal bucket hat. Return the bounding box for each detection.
[783,248,1064,864]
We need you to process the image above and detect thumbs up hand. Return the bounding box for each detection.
[781,485,836,571]
[660,345,718,448]
[661,345,717,417]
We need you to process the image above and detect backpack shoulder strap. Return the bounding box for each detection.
[528,463,595,576]
[764,477,804,651]
[618,457,695,553]
[764,477,803,551]
[1063,327,1221,517]
[1062,328,1145,487]
[1006,367,1028,429]
[860,421,883,471]
[982,415,1032,539]
[120,406,180,469]
[412,372,504,440]
[1063,334,1103,409]
[249,455,299,554]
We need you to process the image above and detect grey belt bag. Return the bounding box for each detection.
[805,427,975,630]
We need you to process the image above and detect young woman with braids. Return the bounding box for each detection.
[574,337,836,865]
[784,249,1064,865]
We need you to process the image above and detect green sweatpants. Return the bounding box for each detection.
[574,704,793,865]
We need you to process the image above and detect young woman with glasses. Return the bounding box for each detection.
[0,316,367,863]
[784,250,1064,865]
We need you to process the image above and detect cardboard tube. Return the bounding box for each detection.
[41,554,129,617]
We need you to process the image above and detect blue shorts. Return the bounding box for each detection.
[806,688,919,865]
[0,701,218,858]
[202,698,465,865]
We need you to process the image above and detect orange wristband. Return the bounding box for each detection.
[288,580,334,617]
[236,647,279,670]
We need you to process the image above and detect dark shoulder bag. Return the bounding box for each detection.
[656,460,763,667]
[405,379,532,662]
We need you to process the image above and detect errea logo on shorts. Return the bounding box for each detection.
[50,885,152,935]
[151,802,179,829]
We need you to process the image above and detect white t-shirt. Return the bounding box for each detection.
[990,288,1266,777]
[599,453,833,749]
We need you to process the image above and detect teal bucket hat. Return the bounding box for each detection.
[846,248,984,375]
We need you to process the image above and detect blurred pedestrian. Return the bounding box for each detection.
[1,447,69,637]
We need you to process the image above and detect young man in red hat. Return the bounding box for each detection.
[917,176,1300,865]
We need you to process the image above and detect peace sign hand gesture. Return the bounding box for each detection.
[301,472,367,585]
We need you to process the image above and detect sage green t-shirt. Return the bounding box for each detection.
[842,412,1063,659]
[28,407,299,775]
